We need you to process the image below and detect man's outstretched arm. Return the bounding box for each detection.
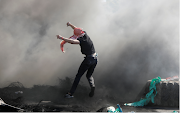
[57,35,80,44]
[67,22,77,30]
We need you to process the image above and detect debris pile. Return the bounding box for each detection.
[0,79,97,112]
[0,76,179,112]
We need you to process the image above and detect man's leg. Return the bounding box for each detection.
[86,62,97,88]
[69,59,90,95]
[86,59,97,97]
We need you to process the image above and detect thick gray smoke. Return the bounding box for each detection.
[0,0,178,102]
[0,0,100,87]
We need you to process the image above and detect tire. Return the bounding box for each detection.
[144,80,179,107]
[154,80,179,107]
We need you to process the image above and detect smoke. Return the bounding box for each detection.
[0,0,101,87]
[93,0,179,101]
[0,0,178,102]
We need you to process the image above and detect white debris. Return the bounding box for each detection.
[107,106,116,112]
[15,91,23,94]
[0,98,5,105]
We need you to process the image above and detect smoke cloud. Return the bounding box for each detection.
[0,0,178,102]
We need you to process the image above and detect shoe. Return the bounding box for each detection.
[89,87,95,97]
[65,93,74,98]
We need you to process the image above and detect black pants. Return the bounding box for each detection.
[69,56,98,95]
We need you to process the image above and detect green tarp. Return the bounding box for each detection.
[124,76,161,107]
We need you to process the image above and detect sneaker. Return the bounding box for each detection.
[89,87,95,97]
[65,93,74,98]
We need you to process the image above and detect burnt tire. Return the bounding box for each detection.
[144,80,179,107]
[155,80,179,107]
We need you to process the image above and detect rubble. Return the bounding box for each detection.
[15,91,23,94]
[165,76,179,81]
[0,77,179,112]
[0,79,94,112]
[0,98,24,112]
[107,104,123,112]
[0,98,5,105]
[8,81,24,88]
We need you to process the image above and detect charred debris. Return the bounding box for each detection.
[0,78,118,112]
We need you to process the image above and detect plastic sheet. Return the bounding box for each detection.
[107,104,123,112]
[124,77,161,107]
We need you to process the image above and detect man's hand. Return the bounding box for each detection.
[67,22,71,27]
[57,35,63,40]
[67,22,76,29]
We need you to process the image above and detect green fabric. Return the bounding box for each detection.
[124,76,161,107]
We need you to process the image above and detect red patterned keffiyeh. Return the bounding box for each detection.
[60,28,85,53]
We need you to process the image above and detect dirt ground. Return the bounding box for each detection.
[0,80,179,112]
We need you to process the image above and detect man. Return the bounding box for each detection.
[57,22,98,98]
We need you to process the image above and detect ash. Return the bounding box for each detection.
[0,78,120,112]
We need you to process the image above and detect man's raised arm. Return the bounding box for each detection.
[67,22,77,30]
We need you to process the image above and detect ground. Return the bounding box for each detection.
[0,79,179,112]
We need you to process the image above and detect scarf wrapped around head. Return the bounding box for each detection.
[60,28,85,53]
